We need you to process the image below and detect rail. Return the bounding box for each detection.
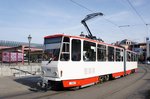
[10,67,36,75]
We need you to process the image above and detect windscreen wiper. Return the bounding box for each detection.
[46,58,53,65]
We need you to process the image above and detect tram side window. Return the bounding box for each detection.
[127,52,131,61]
[121,50,124,61]
[71,39,81,61]
[131,53,134,61]
[63,37,70,42]
[130,52,135,61]
[116,48,121,61]
[97,44,106,61]
[133,53,137,61]
[108,46,114,61]
[136,54,138,61]
[60,37,70,61]
[133,54,136,61]
[83,41,96,61]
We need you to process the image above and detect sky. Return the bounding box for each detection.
[0,0,150,44]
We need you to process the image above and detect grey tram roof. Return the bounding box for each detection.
[0,40,43,49]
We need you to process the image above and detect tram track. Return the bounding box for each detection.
[0,89,67,99]
[125,65,150,99]
[32,90,67,99]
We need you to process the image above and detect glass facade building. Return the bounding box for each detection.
[0,40,43,49]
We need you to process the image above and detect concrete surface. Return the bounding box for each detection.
[0,76,42,98]
[0,76,29,96]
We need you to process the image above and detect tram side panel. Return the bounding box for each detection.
[126,62,138,73]
[58,61,125,87]
[58,62,125,80]
[125,50,138,74]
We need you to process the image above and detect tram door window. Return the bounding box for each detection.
[108,46,114,61]
[60,37,70,61]
[97,44,106,61]
[71,39,81,61]
[116,48,121,61]
[83,41,96,61]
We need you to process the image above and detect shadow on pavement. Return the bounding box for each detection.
[13,76,65,92]
[14,76,42,91]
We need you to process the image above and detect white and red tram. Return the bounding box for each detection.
[41,34,138,89]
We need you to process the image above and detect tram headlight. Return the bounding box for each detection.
[60,70,63,77]
[41,70,45,76]
[53,71,58,77]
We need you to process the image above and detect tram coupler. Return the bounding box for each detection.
[37,78,50,91]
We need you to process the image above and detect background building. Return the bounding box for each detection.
[115,39,149,63]
[0,40,43,64]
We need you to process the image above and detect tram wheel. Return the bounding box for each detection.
[109,74,114,80]
[100,76,105,83]
[98,76,101,83]
[105,75,109,81]
[131,69,135,73]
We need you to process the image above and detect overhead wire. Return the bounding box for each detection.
[102,17,128,35]
[126,0,146,25]
[70,0,93,12]
[126,0,149,36]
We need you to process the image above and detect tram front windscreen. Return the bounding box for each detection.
[43,37,62,61]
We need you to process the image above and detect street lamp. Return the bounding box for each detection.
[28,35,32,65]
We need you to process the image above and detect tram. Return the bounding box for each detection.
[40,12,138,89]
[41,34,138,89]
